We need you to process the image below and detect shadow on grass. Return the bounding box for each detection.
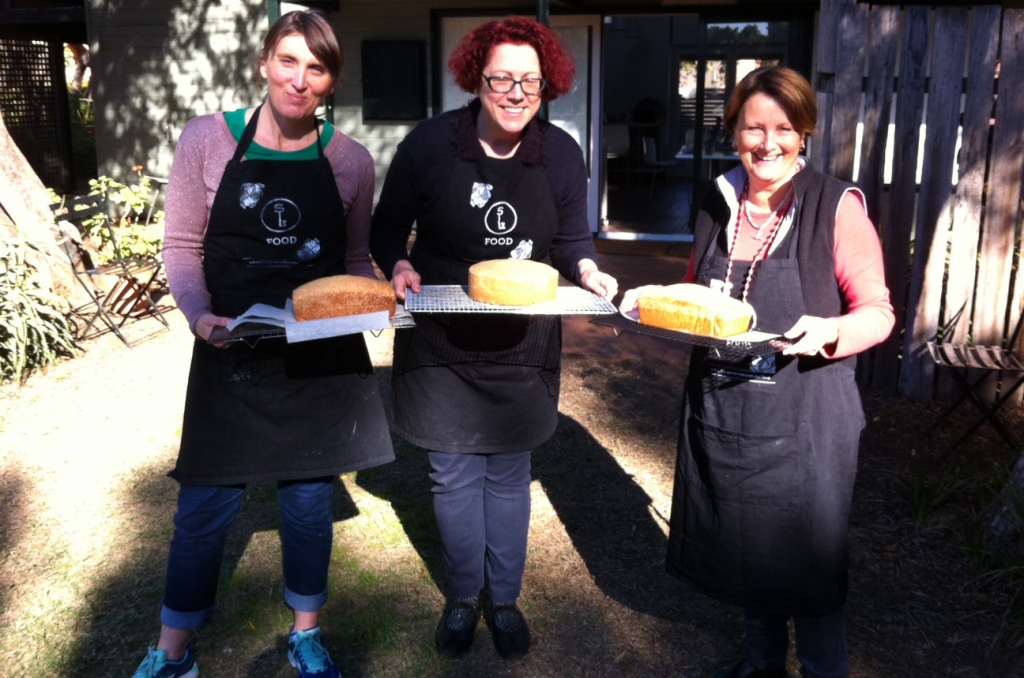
[533,414,678,619]
[560,353,686,464]
[354,436,445,593]
[56,461,377,677]
[354,365,447,594]
[0,463,29,615]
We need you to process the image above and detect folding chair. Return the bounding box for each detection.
[926,309,1024,458]
[55,197,170,347]
[142,175,168,225]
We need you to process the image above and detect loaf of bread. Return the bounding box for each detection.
[638,283,753,338]
[468,259,559,306]
[292,275,396,321]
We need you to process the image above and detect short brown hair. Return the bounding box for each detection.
[723,66,817,138]
[448,16,575,102]
[255,9,344,89]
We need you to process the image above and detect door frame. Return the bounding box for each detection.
[597,10,814,241]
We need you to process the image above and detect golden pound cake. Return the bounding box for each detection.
[292,275,397,321]
[468,259,559,306]
[638,283,753,338]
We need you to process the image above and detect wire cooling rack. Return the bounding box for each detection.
[590,314,791,358]
[405,285,618,315]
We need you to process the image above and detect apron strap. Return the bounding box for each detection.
[233,104,262,162]
[231,104,326,162]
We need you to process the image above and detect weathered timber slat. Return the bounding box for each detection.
[945,7,999,347]
[874,6,929,394]
[900,7,969,400]
[859,5,899,222]
[938,7,1001,400]
[812,0,846,172]
[830,0,869,181]
[973,10,1024,402]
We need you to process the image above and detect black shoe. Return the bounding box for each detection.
[484,599,530,659]
[711,659,787,678]
[435,597,481,656]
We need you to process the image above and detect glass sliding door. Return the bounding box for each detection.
[678,23,786,183]
[600,15,807,240]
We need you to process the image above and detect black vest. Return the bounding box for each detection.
[692,163,855,330]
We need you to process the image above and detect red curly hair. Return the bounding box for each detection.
[448,16,575,102]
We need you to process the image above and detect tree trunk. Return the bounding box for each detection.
[981,451,1024,559]
[67,44,89,95]
[0,108,77,307]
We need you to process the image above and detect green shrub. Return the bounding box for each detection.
[66,175,164,265]
[0,238,77,383]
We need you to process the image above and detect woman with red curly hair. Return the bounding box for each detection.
[371,16,617,660]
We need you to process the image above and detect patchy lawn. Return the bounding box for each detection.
[1,311,1022,677]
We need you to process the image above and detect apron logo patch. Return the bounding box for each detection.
[510,239,533,259]
[470,182,493,208]
[484,201,517,235]
[296,238,321,261]
[261,198,301,233]
[239,182,265,209]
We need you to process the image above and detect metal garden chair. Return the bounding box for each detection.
[55,195,169,347]
[926,306,1024,458]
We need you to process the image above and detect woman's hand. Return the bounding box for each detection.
[391,260,421,301]
[195,313,233,347]
[578,259,618,300]
[783,315,841,357]
[619,285,664,316]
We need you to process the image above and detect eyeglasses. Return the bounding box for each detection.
[482,74,547,95]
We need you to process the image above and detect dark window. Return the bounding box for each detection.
[361,41,427,121]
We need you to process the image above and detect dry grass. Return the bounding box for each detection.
[1,311,1023,676]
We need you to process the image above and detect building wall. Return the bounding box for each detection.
[331,0,535,197]
[86,0,541,191]
[87,0,267,180]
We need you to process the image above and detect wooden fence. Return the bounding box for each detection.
[811,1,1024,400]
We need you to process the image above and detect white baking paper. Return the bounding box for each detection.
[227,301,391,343]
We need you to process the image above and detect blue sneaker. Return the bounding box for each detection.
[131,646,199,678]
[288,626,341,678]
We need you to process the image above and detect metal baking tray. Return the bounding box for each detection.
[405,285,618,315]
[590,313,792,358]
[208,306,415,346]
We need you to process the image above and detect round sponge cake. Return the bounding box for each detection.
[468,259,558,306]
[292,275,396,321]
[638,283,753,338]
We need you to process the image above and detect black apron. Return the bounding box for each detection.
[173,106,394,485]
[390,153,562,454]
[666,215,864,617]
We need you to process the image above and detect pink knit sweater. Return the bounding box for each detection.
[162,112,376,334]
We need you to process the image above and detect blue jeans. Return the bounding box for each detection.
[742,605,850,678]
[428,451,531,603]
[160,479,334,629]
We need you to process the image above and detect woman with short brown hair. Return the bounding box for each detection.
[131,10,392,678]
[624,66,893,678]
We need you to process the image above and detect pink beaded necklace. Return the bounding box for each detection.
[721,182,795,303]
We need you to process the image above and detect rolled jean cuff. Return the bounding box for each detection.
[160,603,213,630]
[285,585,328,613]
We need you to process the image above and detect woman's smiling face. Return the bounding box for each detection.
[260,33,335,122]
[476,43,543,143]
[733,92,804,193]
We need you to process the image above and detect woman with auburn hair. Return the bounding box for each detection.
[131,10,393,678]
[371,16,617,660]
[623,66,893,678]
